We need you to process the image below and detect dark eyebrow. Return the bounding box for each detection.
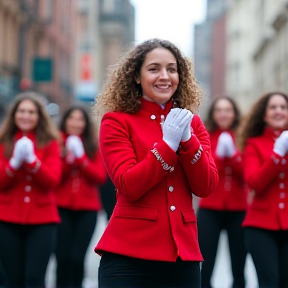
[146,62,177,67]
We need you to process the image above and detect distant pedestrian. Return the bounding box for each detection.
[54,105,106,288]
[197,96,247,288]
[240,92,288,288]
[0,92,62,288]
[94,38,218,288]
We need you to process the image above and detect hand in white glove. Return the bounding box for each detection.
[181,110,194,142]
[9,139,26,170]
[273,131,288,157]
[162,108,193,151]
[66,135,85,158]
[21,137,37,164]
[216,132,236,158]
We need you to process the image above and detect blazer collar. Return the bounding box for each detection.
[140,97,173,116]
[15,130,36,142]
[263,126,283,139]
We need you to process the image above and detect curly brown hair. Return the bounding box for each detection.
[0,91,59,158]
[205,96,241,133]
[239,91,288,150]
[95,39,203,115]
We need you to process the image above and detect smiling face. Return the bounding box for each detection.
[65,109,86,136]
[137,47,179,105]
[213,98,235,130]
[264,94,288,130]
[14,99,39,133]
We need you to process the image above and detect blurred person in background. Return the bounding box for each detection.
[0,92,62,288]
[99,176,116,221]
[55,105,106,288]
[197,96,247,288]
[94,38,218,288]
[240,92,288,288]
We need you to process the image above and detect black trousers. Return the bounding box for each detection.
[197,209,246,288]
[0,261,6,288]
[0,221,57,288]
[245,227,288,288]
[55,208,97,288]
[98,252,201,288]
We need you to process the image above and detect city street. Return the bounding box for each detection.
[46,210,258,288]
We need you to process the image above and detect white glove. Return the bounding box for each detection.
[273,131,288,157]
[21,137,37,164]
[162,108,193,151]
[181,110,194,142]
[66,135,85,158]
[216,132,236,158]
[9,139,26,170]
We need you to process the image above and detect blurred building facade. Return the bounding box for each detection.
[194,0,229,116]
[75,0,135,103]
[0,0,78,115]
[0,0,135,117]
[195,0,288,114]
[226,0,288,110]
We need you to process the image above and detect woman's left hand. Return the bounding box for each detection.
[21,137,37,164]
[181,109,194,142]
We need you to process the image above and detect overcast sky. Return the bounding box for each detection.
[129,0,207,58]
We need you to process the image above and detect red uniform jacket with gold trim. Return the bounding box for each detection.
[0,131,61,224]
[242,127,288,230]
[55,133,107,211]
[94,99,218,262]
[199,129,247,211]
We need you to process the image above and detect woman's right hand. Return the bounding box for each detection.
[162,108,193,151]
[273,131,288,157]
[9,138,26,170]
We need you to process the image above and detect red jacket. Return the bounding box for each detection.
[0,131,61,224]
[55,133,107,211]
[199,129,247,211]
[242,127,288,230]
[94,99,218,262]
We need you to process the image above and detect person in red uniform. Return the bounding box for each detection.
[197,96,248,288]
[94,39,219,288]
[241,92,288,288]
[54,105,106,288]
[0,92,62,288]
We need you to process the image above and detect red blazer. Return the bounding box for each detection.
[94,99,218,262]
[242,127,288,230]
[0,131,61,224]
[199,129,247,211]
[55,133,107,211]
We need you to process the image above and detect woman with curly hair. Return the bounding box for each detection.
[0,92,62,288]
[240,92,288,288]
[197,96,248,288]
[94,38,219,288]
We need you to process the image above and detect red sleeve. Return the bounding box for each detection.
[178,115,219,198]
[0,146,16,190]
[25,140,62,189]
[76,151,107,185]
[243,139,284,194]
[99,113,178,202]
